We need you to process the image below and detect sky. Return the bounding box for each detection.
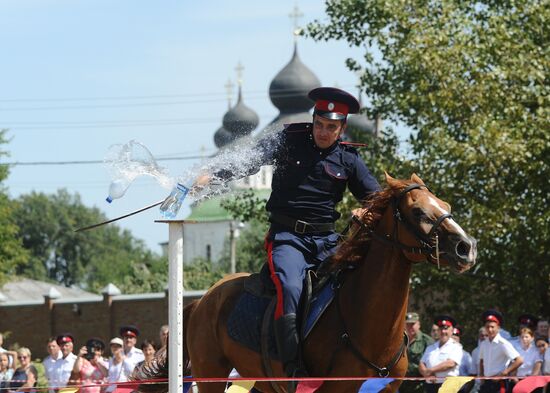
[0,0,408,253]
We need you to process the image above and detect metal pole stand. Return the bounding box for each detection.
[156,220,186,393]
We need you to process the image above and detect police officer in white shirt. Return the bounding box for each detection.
[419,315,463,393]
[119,325,144,371]
[42,337,62,393]
[49,334,78,391]
[479,310,523,393]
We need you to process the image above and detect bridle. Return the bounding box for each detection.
[352,183,453,267]
[332,183,452,377]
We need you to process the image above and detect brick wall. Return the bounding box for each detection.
[0,291,202,360]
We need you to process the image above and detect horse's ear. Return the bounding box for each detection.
[385,172,400,189]
[410,173,425,186]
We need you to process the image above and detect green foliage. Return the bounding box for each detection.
[218,191,269,274]
[216,218,269,274]
[220,189,269,223]
[0,130,30,284]
[309,0,550,338]
[13,190,167,293]
[183,257,225,290]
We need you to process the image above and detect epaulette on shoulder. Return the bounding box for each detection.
[283,122,312,133]
[340,141,368,153]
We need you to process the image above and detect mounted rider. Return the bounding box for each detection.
[199,87,381,388]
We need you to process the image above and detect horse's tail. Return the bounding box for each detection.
[132,299,199,393]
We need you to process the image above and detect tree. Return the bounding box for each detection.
[0,130,29,284]
[13,189,167,293]
[308,0,549,338]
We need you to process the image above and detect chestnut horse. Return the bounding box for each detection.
[136,174,477,393]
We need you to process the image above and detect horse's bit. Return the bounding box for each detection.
[353,183,453,267]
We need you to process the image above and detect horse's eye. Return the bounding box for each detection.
[412,208,424,218]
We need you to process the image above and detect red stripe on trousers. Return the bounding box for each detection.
[265,238,285,320]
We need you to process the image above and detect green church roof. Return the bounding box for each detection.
[186,189,271,222]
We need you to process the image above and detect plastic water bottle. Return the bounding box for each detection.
[106,178,131,203]
[159,182,191,218]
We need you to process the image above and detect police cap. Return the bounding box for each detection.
[517,313,538,328]
[482,309,504,325]
[452,326,463,337]
[56,333,74,346]
[308,87,360,121]
[434,315,457,329]
[119,324,140,338]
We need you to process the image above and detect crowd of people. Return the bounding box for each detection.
[402,310,550,393]
[1,310,549,393]
[0,324,168,393]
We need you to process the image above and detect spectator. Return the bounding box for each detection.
[471,327,489,375]
[140,340,157,364]
[419,315,463,393]
[536,337,549,375]
[479,310,523,393]
[452,326,474,376]
[119,325,144,371]
[430,324,440,341]
[470,327,489,393]
[42,337,62,393]
[536,319,549,340]
[159,325,169,347]
[104,338,133,393]
[49,333,77,391]
[515,327,542,377]
[8,347,37,393]
[510,314,538,348]
[0,353,14,391]
[401,312,434,393]
[0,333,16,368]
[71,338,108,393]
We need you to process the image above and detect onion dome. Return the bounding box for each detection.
[213,126,235,148]
[222,86,260,137]
[269,43,321,113]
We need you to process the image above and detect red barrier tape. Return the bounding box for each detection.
[0,375,542,391]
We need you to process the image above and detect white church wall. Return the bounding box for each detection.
[183,221,231,264]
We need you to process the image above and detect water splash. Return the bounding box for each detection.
[104,126,284,204]
[187,125,283,202]
[104,140,173,190]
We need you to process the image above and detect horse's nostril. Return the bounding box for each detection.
[455,240,470,258]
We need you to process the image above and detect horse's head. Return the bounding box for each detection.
[381,173,477,273]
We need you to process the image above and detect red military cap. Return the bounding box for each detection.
[56,333,74,345]
[453,326,463,337]
[482,309,504,325]
[434,315,457,328]
[308,87,360,120]
[119,324,140,338]
[517,313,538,328]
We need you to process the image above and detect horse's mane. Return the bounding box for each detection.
[330,187,395,268]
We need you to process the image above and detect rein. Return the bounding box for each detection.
[353,183,453,266]
[332,275,409,377]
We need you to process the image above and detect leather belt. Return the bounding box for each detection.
[269,214,334,234]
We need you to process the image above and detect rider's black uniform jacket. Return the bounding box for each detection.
[215,122,381,223]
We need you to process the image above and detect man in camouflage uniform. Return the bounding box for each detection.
[401,312,434,393]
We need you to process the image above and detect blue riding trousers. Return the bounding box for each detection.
[264,224,340,320]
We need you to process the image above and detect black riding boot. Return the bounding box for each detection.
[274,314,307,393]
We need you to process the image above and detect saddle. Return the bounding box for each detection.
[226,262,346,389]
